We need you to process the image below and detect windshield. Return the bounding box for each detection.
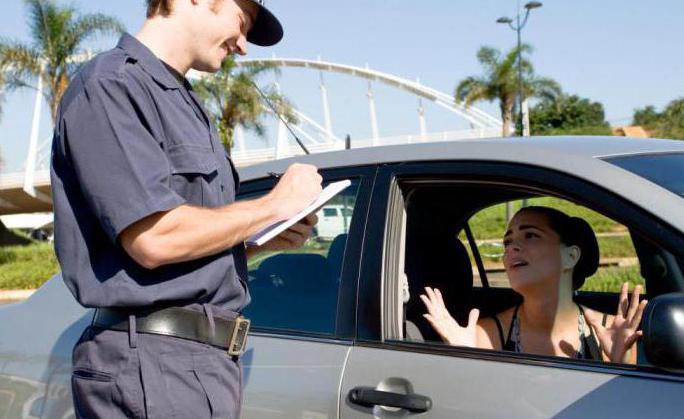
[606,153,684,198]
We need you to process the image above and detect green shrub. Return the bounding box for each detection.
[0,243,59,290]
[581,266,644,293]
[468,197,623,240]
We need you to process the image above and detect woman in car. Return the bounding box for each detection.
[421,206,646,364]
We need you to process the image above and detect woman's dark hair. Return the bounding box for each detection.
[516,206,599,290]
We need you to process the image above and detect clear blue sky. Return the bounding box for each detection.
[1,0,683,171]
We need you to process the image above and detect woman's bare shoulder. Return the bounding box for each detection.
[477,307,516,350]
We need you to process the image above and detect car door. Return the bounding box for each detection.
[238,165,375,419]
[340,161,684,418]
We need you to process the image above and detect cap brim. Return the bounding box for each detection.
[247,3,283,47]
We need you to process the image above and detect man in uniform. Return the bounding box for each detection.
[50,0,322,417]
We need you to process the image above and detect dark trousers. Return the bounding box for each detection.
[71,309,242,419]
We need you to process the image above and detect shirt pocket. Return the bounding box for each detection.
[167,144,219,206]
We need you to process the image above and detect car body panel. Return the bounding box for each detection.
[241,137,684,233]
[340,346,684,418]
[2,137,684,417]
[0,275,91,418]
[241,335,350,419]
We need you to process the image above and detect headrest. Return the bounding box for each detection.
[405,231,474,339]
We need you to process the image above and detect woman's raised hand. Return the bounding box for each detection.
[420,287,479,347]
[585,282,648,364]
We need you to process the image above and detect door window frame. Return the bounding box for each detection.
[356,160,684,381]
[238,165,377,341]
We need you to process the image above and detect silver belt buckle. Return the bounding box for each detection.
[228,317,250,356]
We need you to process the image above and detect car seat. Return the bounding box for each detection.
[327,233,348,282]
[404,230,474,342]
[246,253,337,333]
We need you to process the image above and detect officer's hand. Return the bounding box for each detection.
[268,163,322,220]
[255,214,319,252]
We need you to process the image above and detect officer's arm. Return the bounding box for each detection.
[119,163,321,269]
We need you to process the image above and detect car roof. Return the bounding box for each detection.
[238,136,684,181]
[237,136,684,233]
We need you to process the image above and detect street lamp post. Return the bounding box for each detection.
[497,1,542,137]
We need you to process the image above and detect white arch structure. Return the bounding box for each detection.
[3,56,504,215]
[234,58,501,128]
[220,58,504,164]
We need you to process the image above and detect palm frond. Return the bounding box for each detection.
[455,76,492,106]
[0,71,6,122]
[476,47,500,69]
[66,14,125,51]
[0,40,41,91]
[193,61,294,149]
[526,77,562,102]
[25,0,52,51]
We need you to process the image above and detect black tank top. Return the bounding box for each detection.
[492,305,606,361]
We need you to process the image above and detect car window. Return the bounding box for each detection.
[605,153,684,198]
[239,179,360,335]
[465,198,644,294]
[322,208,338,217]
[398,181,652,366]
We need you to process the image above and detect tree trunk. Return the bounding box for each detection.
[500,98,515,137]
[0,220,31,246]
[500,97,516,222]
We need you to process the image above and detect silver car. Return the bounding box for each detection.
[2,136,684,418]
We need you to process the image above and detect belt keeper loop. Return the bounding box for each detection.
[203,304,216,339]
[128,314,137,348]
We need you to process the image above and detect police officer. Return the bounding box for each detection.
[51,0,322,417]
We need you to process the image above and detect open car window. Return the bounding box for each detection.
[464,199,644,295]
[395,181,669,367]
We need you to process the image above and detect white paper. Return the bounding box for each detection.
[246,179,352,246]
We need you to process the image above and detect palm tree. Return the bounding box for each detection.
[0,65,8,122]
[0,0,124,123]
[455,44,561,137]
[193,57,297,151]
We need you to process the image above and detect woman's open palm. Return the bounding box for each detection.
[420,287,479,347]
[585,283,647,364]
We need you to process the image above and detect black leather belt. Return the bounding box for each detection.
[92,307,250,356]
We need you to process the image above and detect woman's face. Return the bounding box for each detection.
[503,211,565,292]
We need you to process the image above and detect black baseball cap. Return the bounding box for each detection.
[246,0,283,46]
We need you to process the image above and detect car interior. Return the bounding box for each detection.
[398,181,684,365]
[243,232,347,335]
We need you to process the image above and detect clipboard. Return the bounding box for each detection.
[246,179,352,246]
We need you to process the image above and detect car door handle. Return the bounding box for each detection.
[348,387,432,413]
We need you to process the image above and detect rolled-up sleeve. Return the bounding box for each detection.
[63,74,186,242]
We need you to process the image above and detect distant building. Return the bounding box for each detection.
[612,125,650,138]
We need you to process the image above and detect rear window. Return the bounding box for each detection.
[606,153,684,197]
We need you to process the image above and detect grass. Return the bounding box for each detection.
[0,196,645,293]
[581,266,645,293]
[469,197,624,239]
[465,198,643,294]
[246,239,331,271]
[0,242,60,290]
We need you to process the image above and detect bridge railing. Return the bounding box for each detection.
[230,127,503,166]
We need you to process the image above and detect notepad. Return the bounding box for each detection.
[246,179,352,246]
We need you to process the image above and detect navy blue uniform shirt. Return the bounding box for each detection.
[51,33,250,311]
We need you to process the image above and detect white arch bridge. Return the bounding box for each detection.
[0,57,504,215]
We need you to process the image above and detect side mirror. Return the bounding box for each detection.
[642,292,684,371]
